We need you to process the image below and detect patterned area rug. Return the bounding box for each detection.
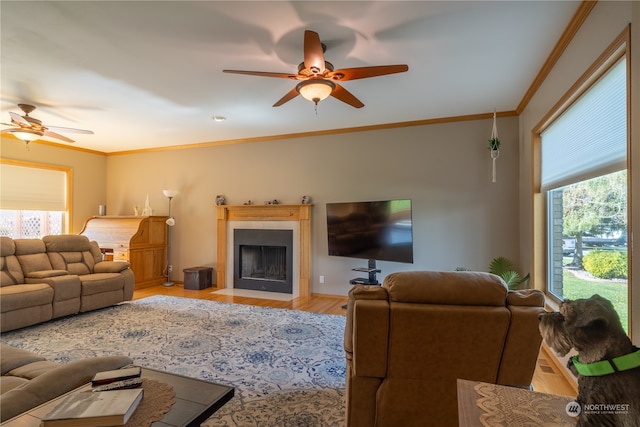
[0,296,347,426]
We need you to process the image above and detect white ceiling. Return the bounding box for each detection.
[1,1,580,154]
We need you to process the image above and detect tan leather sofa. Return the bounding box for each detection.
[344,271,545,427]
[0,344,132,422]
[0,235,134,332]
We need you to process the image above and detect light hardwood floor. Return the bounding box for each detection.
[133,284,578,397]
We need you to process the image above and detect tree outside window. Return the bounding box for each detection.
[548,170,628,332]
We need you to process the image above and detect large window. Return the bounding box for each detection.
[537,42,629,332]
[0,160,70,238]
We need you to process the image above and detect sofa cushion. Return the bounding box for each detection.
[8,360,61,379]
[79,273,124,295]
[0,355,133,422]
[1,257,24,287]
[0,284,54,313]
[1,345,47,375]
[0,237,15,256]
[0,376,29,394]
[89,240,103,264]
[0,237,25,286]
[14,239,54,275]
[44,235,97,275]
[384,271,507,306]
[48,251,94,275]
[42,234,92,252]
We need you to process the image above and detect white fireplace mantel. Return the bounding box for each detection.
[216,204,312,297]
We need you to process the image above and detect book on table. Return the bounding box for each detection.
[41,388,143,427]
[91,366,141,385]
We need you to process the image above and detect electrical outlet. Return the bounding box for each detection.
[168,265,173,273]
[319,275,325,284]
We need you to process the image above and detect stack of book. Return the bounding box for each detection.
[41,367,143,427]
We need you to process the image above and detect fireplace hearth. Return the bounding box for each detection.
[233,229,293,293]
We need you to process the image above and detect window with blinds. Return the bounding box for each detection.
[541,57,628,333]
[0,162,69,238]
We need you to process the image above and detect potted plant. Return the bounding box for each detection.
[488,137,500,151]
[488,256,530,290]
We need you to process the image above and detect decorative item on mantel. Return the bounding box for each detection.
[215,195,225,206]
[301,195,311,204]
[243,200,253,205]
[488,110,500,183]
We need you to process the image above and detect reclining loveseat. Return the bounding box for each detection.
[344,270,545,426]
[0,235,134,332]
[0,344,133,422]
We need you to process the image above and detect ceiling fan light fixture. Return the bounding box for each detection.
[296,79,335,105]
[10,129,43,143]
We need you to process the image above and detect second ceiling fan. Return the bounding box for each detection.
[223,30,408,108]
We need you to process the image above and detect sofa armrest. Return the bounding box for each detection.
[93,261,131,273]
[25,270,68,279]
[0,355,133,422]
[344,285,388,354]
[351,299,390,378]
[497,289,545,387]
[25,274,81,302]
[507,289,545,307]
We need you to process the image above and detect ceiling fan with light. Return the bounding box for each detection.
[223,30,409,109]
[1,103,94,145]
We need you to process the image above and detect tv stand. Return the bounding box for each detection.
[343,259,381,309]
[349,259,381,286]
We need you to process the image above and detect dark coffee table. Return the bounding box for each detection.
[1,367,234,427]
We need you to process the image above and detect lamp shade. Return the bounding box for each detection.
[296,80,335,104]
[163,189,178,198]
[10,129,43,142]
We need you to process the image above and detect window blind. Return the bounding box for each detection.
[0,164,66,211]
[540,58,627,192]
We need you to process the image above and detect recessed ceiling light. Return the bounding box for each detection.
[212,116,226,122]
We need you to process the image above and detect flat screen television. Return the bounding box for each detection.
[326,199,414,264]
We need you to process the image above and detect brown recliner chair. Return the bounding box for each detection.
[344,271,545,427]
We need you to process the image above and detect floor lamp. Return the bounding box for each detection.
[163,189,178,287]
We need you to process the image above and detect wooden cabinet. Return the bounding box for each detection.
[80,216,168,289]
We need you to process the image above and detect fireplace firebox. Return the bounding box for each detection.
[233,229,293,293]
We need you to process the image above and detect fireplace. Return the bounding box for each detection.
[216,204,312,297]
[234,229,293,293]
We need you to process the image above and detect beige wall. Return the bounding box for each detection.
[519,1,638,343]
[0,138,107,233]
[105,116,521,295]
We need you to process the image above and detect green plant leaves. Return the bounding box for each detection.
[488,256,530,290]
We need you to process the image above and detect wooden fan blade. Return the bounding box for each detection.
[273,87,300,107]
[330,64,408,81]
[9,112,30,126]
[43,130,75,143]
[46,125,94,134]
[331,84,364,108]
[303,30,325,74]
[223,70,297,79]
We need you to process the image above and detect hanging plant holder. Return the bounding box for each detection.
[488,110,500,183]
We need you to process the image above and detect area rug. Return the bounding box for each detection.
[0,296,347,426]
